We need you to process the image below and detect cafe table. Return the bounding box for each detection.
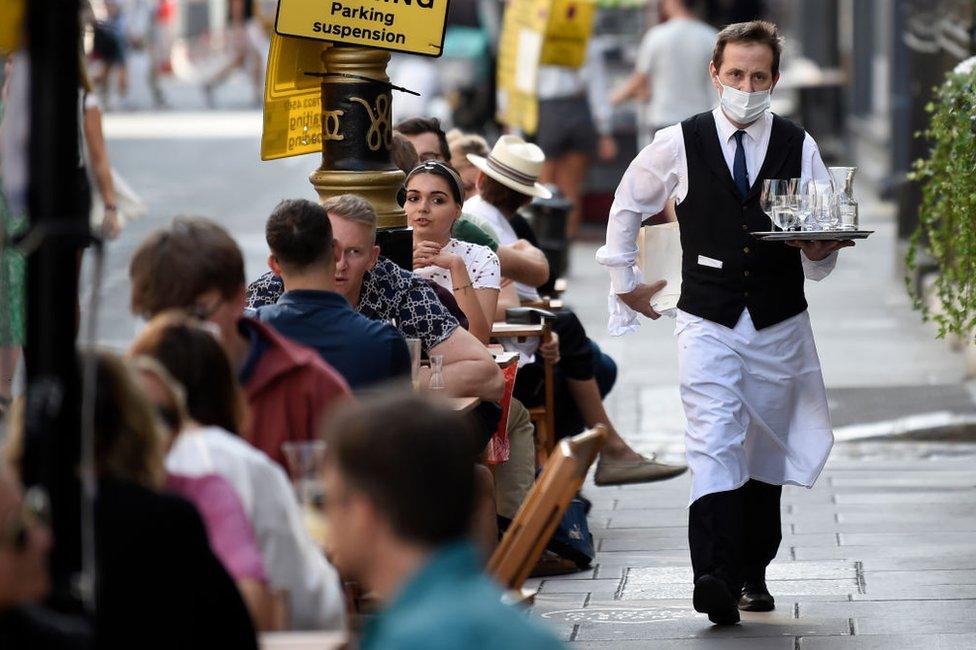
[446,395,481,413]
[260,631,346,649]
[490,322,546,339]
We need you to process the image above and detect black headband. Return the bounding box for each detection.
[398,161,465,207]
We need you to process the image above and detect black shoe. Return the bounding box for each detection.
[693,574,740,625]
[739,579,775,612]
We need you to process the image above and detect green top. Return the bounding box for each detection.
[452,214,499,252]
[361,541,565,650]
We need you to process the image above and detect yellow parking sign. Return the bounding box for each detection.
[274,0,450,57]
[0,0,25,53]
[260,33,330,161]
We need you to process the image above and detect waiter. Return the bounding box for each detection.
[596,21,852,626]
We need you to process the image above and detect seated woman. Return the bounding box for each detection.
[405,160,500,344]
[5,351,258,649]
[128,311,346,631]
[130,355,273,628]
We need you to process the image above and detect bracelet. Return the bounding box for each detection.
[453,281,473,291]
[104,204,118,212]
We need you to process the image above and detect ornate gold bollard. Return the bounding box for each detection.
[308,44,412,269]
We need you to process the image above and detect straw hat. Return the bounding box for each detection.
[467,135,553,199]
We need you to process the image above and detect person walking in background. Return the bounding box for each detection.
[611,0,717,149]
[535,37,617,239]
[598,21,851,625]
[203,0,265,107]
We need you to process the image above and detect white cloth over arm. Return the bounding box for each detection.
[595,126,684,335]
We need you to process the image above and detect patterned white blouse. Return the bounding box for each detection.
[414,238,501,293]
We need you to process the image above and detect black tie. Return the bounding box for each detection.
[733,130,749,197]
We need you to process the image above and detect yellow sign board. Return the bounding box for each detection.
[274,0,449,57]
[0,0,25,53]
[540,0,596,67]
[261,33,329,161]
[496,0,596,135]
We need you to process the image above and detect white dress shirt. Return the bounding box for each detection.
[596,107,837,335]
[166,426,346,631]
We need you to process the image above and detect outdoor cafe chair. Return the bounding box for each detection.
[488,425,608,595]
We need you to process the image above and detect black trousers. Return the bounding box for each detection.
[688,479,782,595]
[513,310,618,440]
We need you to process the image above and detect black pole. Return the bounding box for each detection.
[23,0,89,610]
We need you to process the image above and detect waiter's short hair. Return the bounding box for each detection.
[712,21,783,78]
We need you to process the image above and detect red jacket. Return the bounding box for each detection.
[240,318,351,467]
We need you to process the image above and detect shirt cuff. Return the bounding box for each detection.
[608,265,640,295]
[801,250,837,281]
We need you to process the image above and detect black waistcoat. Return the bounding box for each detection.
[675,111,806,330]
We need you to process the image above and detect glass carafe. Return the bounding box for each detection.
[428,354,446,391]
[828,166,858,231]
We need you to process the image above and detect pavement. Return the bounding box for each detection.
[91,71,976,648]
[522,198,976,646]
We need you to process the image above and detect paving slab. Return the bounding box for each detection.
[799,634,976,649]
[573,616,852,641]
[833,491,976,504]
[797,599,976,619]
[523,210,976,645]
[794,544,976,561]
[840,532,976,546]
[860,556,976,571]
[574,640,795,649]
[794,520,976,534]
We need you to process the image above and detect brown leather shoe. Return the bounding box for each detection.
[529,550,580,578]
[593,454,687,486]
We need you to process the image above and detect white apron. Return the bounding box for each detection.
[676,307,833,504]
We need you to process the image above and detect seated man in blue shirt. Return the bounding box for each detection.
[255,198,411,390]
[320,392,564,650]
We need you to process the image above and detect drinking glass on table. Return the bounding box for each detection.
[428,354,446,391]
[405,338,422,391]
[281,440,329,545]
[760,179,797,231]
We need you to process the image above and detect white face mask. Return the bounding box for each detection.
[718,83,771,124]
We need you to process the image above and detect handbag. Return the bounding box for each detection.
[546,496,596,569]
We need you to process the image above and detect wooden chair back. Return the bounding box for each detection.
[529,321,556,463]
[488,425,607,591]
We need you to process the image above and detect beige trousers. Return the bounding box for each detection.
[492,398,537,520]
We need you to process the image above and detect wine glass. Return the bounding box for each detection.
[760,179,796,231]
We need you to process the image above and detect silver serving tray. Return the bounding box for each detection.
[752,230,873,241]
